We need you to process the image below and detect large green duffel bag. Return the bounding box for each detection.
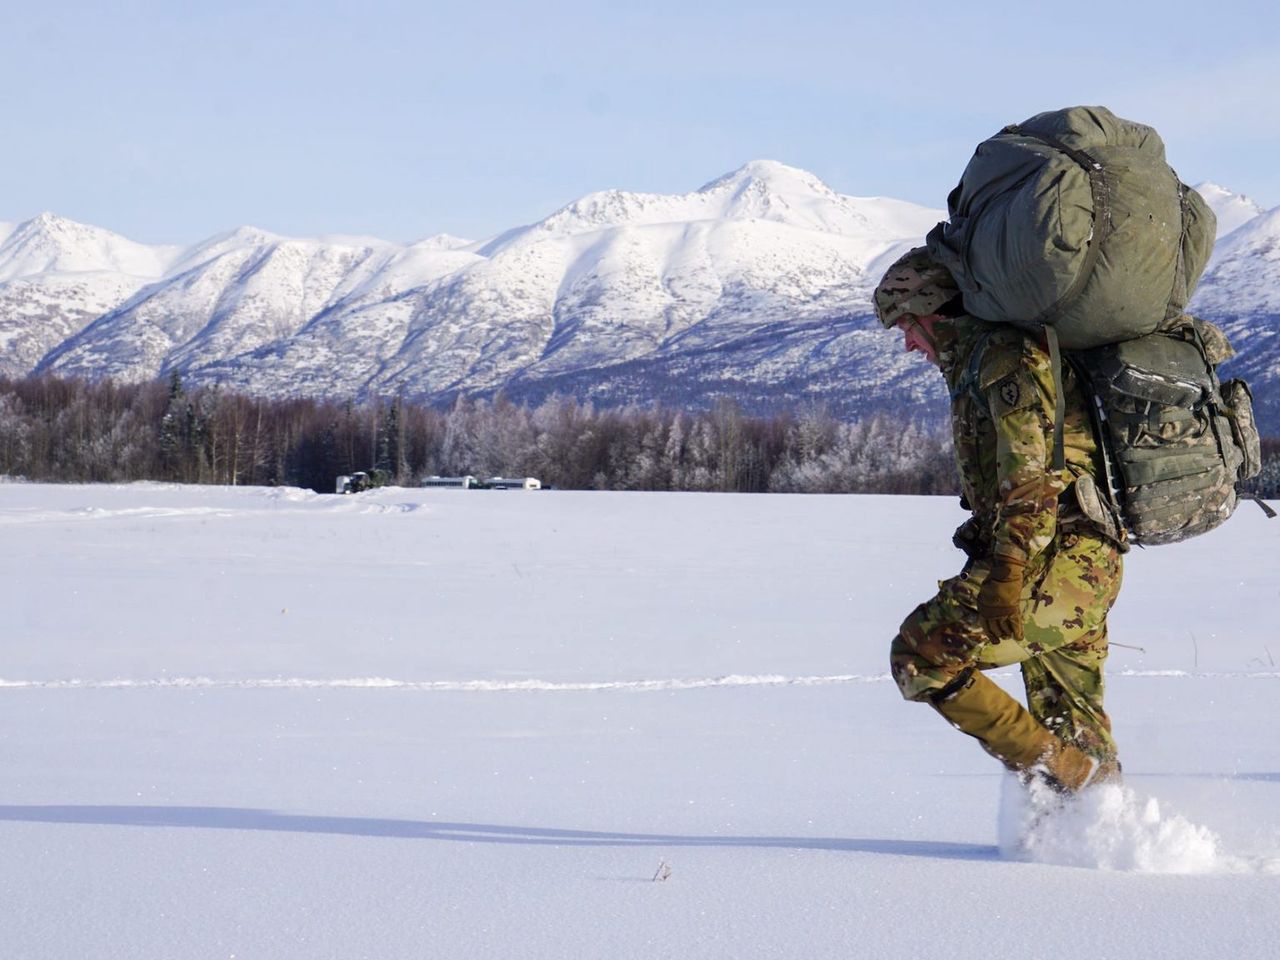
[926,106,1216,350]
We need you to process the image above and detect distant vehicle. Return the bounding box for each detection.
[484,477,542,490]
[336,472,373,494]
[421,475,478,489]
[418,475,542,491]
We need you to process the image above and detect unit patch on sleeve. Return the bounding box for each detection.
[989,371,1037,415]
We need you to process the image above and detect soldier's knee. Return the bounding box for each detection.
[890,632,949,703]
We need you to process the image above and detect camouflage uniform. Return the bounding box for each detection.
[889,316,1128,763]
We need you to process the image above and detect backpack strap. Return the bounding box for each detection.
[1064,352,1126,529]
[1186,320,1237,483]
[1244,494,1279,519]
[1044,325,1066,472]
[950,328,997,411]
[1168,178,1190,317]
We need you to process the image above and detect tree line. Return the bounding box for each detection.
[0,373,959,495]
[3,372,1276,498]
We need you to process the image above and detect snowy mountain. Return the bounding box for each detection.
[1191,204,1280,429]
[0,214,183,377]
[0,212,179,281]
[40,228,481,386]
[1194,207,1280,317]
[4,167,1280,430]
[1194,182,1266,239]
[14,162,943,418]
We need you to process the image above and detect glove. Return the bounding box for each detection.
[951,517,985,560]
[977,557,1026,643]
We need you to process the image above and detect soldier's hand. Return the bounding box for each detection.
[977,558,1026,643]
[951,517,984,559]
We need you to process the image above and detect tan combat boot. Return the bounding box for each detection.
[930,669,1118,793]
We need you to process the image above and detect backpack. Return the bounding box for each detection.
[1070,317,1266,545]
[929,105,1267,544]
[925,105,1216,350]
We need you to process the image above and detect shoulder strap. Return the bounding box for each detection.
[1064,351,1124,515]
[1044,326,1066,472]
[950,328,997,411]
[1167,178,1190,317]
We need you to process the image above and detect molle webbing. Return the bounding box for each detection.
[1076,320,1266,545]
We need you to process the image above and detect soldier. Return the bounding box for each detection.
[874,247,1127,794]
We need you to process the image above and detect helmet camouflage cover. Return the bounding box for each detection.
[873,246,960,329]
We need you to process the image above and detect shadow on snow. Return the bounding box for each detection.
[0,805,996,862]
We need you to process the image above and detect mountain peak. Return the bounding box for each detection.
[221,225,284,246]
[478,160,936,259]
[411,233,475,252]
[698,159,833,197]
[0,212,178,281]
[15,211,101,241]
[28,210,71,228]
[168,225,286,271]
[1193,181,1266,238]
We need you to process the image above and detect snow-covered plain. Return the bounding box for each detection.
[2,483,1278,959]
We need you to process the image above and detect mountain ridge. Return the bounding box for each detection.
[3,166,1278,431]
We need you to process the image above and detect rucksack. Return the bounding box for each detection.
[1070,317,1266,545]
[925,105,1216,349]
[931,105,1268,544]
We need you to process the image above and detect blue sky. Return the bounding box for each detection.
[2,0,1276,244]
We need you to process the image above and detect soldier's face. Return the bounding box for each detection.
[898,314,942,365]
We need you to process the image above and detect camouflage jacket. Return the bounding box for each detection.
[937,316,1126,564]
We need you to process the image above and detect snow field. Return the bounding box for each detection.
[2,484,1278,958]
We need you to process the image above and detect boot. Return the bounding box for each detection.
[929,669,1116,794]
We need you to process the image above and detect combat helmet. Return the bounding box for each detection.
[873,246,960,328]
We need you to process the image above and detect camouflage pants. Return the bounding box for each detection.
[890,531,1124,761]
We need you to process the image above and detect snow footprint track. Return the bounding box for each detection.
[5,670,1279,693]
[0,673,887,693]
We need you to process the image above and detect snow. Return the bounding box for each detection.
[1194,205,1280,318]
[1194,182,1266,239]
[2,483,1278,958]
[998,776,1250,874]
[0,212,181,282]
